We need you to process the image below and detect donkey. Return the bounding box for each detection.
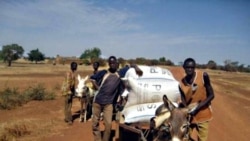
[150,95,198,141]
[75,75,95,122]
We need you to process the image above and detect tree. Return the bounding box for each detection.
[207,60,217,70]
[1,44,24,66]
[165,59,174,66]
[0,50,3,60]
[28,48,45,64]
[150,59,159,66]
[159,57,166,62]
[224,60,239,72]
[135,57,147,65]
[80,47,101,61]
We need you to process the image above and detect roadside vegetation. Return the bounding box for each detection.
[0,122,31,141]
[0,83,55,110]
[0,84,56,140]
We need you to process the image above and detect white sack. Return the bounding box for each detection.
[122,66,181,108]
[124,65,176,80]
[121,66,181,123]
[121,102,163,123]
[124,77,180,108]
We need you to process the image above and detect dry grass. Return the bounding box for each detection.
[0,63,96,91]
[0,118,64,141]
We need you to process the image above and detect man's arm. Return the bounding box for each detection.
[118,64,143,78]
[90,70,107,89]
[65,72,73,94]
[178,85,187,107]
[115,80,126,111]
[204,72,215,103]
[90,79,99,90]
[130,64,143,76]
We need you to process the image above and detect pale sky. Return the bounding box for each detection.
[0,0,249,66]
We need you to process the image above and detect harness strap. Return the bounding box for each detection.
[93,71,119,102]
[184,114,192,139]
[184,114,200,140]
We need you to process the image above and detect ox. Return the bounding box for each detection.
[75,75,95,122]
[150,95,198,141]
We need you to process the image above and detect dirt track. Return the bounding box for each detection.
[0,64,249,141]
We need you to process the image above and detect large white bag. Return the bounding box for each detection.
[120,65,180,123]
[123,65,176,80]
[121,102,163,123]
[122,66,180,108]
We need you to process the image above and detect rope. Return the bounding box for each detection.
[143,129,150,139]
[139,130,147,141]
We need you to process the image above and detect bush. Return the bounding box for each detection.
[0,88,26,110]
[0,84,55,110]
[23,83,55,101]
[0,123,31,141]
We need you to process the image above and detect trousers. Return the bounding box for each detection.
[189,121,209,141]
[92,103,113,141]
[64,94,73,122]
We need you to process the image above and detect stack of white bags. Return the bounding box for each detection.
[121,65,180,123]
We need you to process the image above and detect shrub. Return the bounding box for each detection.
[0,84,55,110]
[44,91,55,100]
[0,123,30,141]
[0,88,26,110]
[23,84,46,101]
[23,83,55,101]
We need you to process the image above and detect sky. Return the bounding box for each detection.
[0,0,249,66]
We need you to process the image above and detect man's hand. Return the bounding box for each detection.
[90,79,99,90]
[67,91,72,95]
[130,64,143,76]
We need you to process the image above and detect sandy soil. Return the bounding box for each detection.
[0,64,249,141]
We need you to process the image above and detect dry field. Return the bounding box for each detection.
[0,63,249,141]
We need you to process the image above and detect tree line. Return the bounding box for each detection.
[0,43,249,73]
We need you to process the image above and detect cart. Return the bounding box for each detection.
[112,111,153,141]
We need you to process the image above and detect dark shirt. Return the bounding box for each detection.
[90,70,107,86]
[118,66,130,78]
[92,70,124,105]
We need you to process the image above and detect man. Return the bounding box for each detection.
[91,56,124,141]
[93,61,100,75]
[62,62,78,125]
[86,61,100,120]
[179,58,214,141]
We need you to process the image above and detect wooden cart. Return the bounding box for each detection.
[112,111,153,141]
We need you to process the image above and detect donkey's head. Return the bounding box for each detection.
[75,75,89,97]
[151,95,198,141]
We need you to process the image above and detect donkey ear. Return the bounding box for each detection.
[163,95,176,111]
[163,95,169,106]
[180,102,199,116]
[78,74,81,80]
[84,75,89,81]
